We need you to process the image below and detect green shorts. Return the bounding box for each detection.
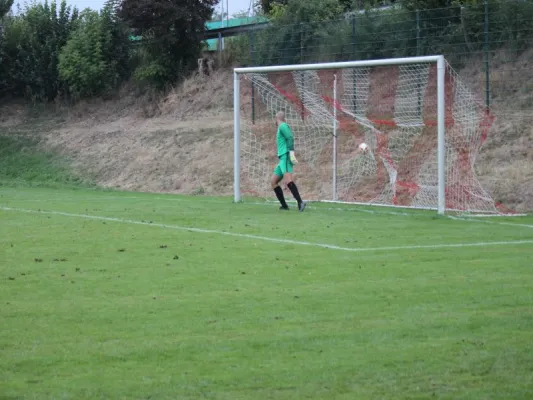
[273,153,294,177]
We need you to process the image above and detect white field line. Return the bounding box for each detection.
[249,201,413,216]
[1,206,532,253]
[10,197,533,226]
[0,191,422,216]
[1,189,531,228]
[448,216,533,230]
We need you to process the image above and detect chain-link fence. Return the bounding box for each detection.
[228,0,533,112]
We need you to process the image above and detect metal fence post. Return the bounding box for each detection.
[416,9,422,118]
[416,9,421,56]
[250,30,255,124]
[352,14,357,115]
[484,0,490,109]
[351,14,356,60]
[249,30,254,66]
[218,32,223,65]
[300,22,305,121]
[300,22,304,64]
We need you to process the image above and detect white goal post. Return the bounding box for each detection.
[233,55,502,215]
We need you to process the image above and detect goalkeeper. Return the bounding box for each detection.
[271,111,306,212]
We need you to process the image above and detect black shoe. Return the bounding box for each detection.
[298,201,306,212]
[280,206,289,210]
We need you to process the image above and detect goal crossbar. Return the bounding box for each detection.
[234,55,444,74]
[234,55,447,214]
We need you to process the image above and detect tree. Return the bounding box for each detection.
[58,3,130,98]
[255,0,344,65]
[259,0,287,15]
[211,10,227,21]
[270,0,343,24]
[232,10,252,19]
[0,0,13,18]
[341,0,395,12]
[0,0,79,100]
[0,0,14,96]
[400,0,479,10]
[118,0,217,88]
[259,0,392,14]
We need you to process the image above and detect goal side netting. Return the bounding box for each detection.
[233,56,506,215]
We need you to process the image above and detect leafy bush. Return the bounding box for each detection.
[58,5,130,98]
[3,0,79,101]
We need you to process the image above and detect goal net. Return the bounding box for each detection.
[233,56,502,215]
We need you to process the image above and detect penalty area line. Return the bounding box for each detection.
[1,206,532,253]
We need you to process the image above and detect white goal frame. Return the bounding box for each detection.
[233,55,447,214]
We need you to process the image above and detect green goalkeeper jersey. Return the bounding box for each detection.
[276,122,294,157]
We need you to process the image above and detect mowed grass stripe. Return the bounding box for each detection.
[1,187,532,231]
[2,206,532,253]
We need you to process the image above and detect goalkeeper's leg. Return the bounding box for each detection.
[271,168,289,210]
[284,173,306,212]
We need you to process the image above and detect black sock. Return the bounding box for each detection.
[274,186,288,208]
[287,181,302,205]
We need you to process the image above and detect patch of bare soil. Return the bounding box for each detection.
[476,113,533,212]
[0,100,27,128]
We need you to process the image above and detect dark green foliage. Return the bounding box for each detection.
[400,0,486,10]
[58,4,130,98]
[0,1,13,93]
[253,0,408,65]
[0,0,13,18]
[275,0,344,22]
[0,0,79,101]
[251,0,533,67]
[467,0,533,53]
[259,0,288,15]
[211,10,228,21]
[343,0,396,11]
[254,0,345,65]
[259,0,391,14]
[223,35,251,66]
[1,0,130,101]
[118,0,217,88]
[401,0,455,10]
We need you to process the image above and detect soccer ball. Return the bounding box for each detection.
[359,142,369,152]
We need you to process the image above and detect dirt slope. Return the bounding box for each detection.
[0,57,531,212]
[460,51,533,212]
[44,70,236,195]
[45,112,234,194]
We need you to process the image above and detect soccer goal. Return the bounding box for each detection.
[233,55,502,215]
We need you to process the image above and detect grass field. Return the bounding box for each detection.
[1,186,533,400]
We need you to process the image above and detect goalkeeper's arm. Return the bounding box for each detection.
[281,124,298,164]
